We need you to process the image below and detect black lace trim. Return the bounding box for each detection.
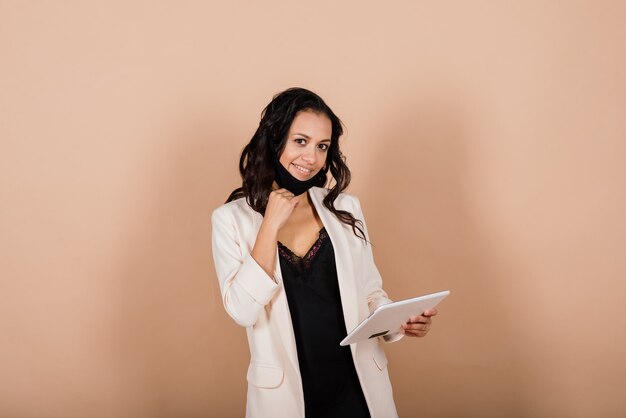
[278,227,328,272]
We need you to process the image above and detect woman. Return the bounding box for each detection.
[211,88,437,418]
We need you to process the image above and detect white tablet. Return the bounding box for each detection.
[340,290,450,346]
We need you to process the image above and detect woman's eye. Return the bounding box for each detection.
[318,144,329,151]
[295,138,306,145]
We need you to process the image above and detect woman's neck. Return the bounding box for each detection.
[294,191,311,209]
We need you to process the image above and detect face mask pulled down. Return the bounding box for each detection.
[270,144,328,196]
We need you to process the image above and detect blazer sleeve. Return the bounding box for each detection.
[351,196,405,343]
[211,205,279,327]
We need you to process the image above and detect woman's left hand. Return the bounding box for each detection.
[401,309,437,338]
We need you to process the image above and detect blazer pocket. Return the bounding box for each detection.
[372,347,389,371]
[246,363,284,388]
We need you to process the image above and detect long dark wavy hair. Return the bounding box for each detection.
[226,87,366,241]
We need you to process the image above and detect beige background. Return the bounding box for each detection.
[2,1,625,417]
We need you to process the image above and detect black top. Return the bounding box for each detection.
[278,227,371,418]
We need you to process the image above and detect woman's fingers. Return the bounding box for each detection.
[272,188,299,198]
[402,311,436,338]
[423,308,438,317]
[270,189,299,208]
[270,189,299,205]
[407,314,431,324]
[269,188,296,202]
[402,322,430,331]
[271,188,293,196]
[264,189,300,231]
[402,321,430,337]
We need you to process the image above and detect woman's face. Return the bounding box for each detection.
[278,110,332,181]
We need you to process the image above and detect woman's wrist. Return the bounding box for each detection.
[258,221,280,240]
[251,222,280,279]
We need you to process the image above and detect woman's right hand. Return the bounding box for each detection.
[250,188,298,278]
[263,188,299,232]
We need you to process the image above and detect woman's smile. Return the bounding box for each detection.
[291,163,313,176]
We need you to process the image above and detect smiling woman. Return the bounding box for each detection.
[211,88,437,418]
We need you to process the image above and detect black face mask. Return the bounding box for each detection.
[270,144,328,196]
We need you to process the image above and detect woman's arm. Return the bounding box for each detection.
[211,206,280,327]
[211,189,298,327]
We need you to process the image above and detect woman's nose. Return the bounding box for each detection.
[301,148,317,164]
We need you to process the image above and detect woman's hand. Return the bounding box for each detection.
[263,188,300,232]
[250,188,299,278]
[401,309,437,338]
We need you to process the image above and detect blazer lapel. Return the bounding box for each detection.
[308,188,360,337]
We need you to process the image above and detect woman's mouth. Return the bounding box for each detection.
[292,163,313,175]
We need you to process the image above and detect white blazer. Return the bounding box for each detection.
[211,187,401,418]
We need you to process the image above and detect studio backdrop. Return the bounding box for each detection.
[1,1,625,417]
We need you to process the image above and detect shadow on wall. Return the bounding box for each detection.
[359,95,526,417]
[107,106,248,418]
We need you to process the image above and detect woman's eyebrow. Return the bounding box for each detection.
[291,133,310,139]
[291,133,331,142]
